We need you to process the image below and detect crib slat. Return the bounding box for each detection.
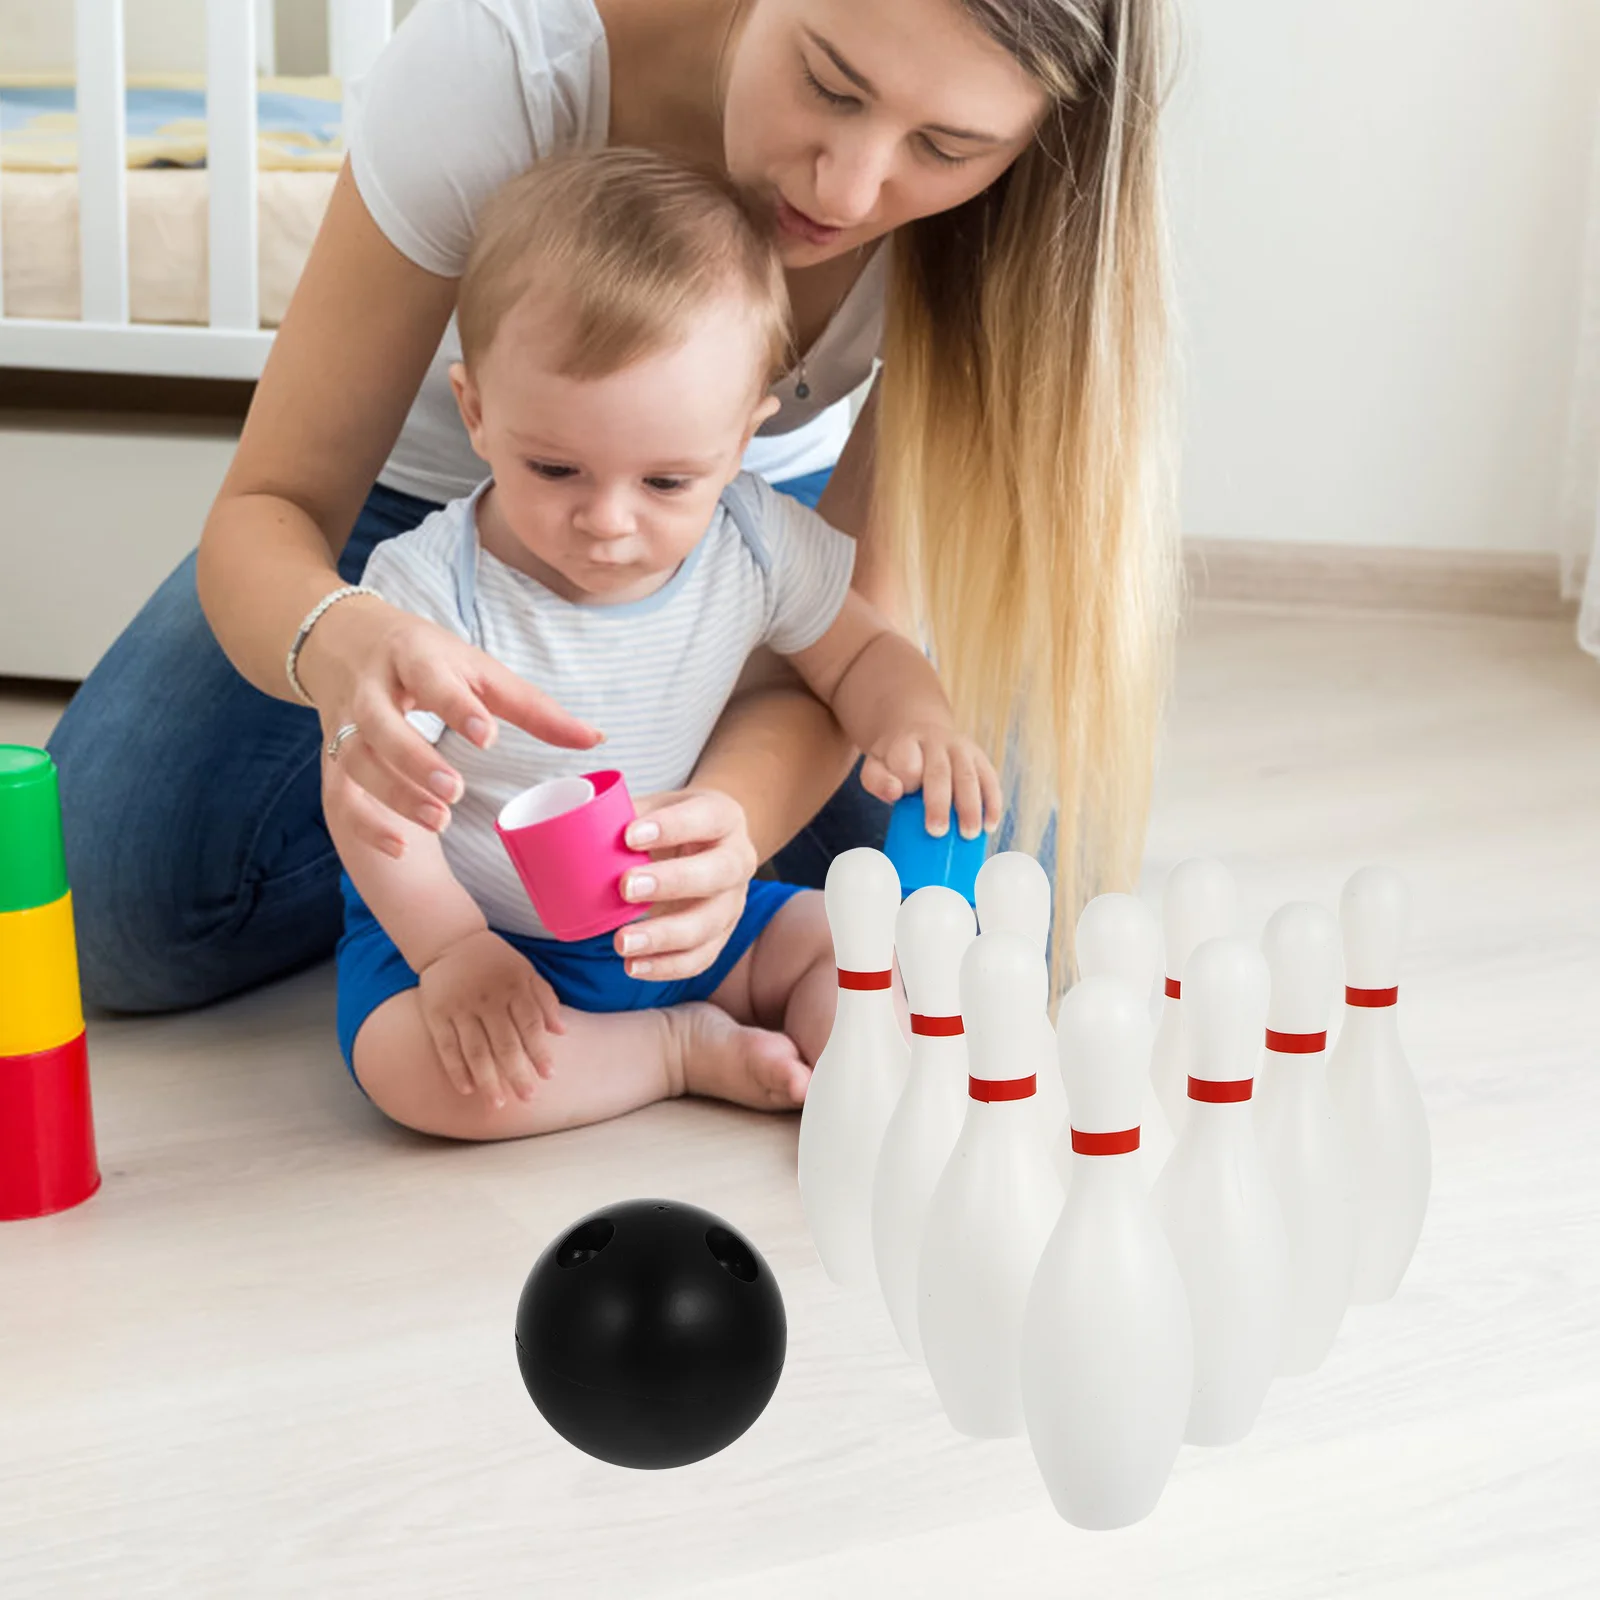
[206,0,260,331]
[75,0,130,325]
[328,0,395,85]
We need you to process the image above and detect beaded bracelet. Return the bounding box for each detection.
[284,584,384,706]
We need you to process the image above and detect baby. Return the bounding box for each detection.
[326,148,1001,1141]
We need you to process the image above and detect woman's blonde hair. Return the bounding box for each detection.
[458,146,792,391]
[876,0,1180,980]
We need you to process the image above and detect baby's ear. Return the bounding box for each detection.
[449,361,486,443]
[742,392,782,448]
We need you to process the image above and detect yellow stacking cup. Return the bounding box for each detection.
[0,891,85,1056]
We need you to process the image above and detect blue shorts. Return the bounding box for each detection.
[334,873,806,1075]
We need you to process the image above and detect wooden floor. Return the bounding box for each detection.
[2,601,1597,1598]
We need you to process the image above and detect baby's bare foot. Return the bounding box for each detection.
[671,1002,810,1111]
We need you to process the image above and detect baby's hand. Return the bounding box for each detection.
[416,929,566,1109]
[860,727,1004,840]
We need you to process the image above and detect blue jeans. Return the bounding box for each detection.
[47,475,888,1013]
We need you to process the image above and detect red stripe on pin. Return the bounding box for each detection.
[911,1014,963,1037]
[837,968,893,991]
[1071,1126,1140,1156]
[1164,977,1181,999]
[1265,1028,1327,1053]
[1346,985,1398,1007]
[1188,1076,1253,1103]
[970,1075,1036,1102]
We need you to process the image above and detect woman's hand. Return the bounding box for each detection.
[860,726,1005,840]
[612,788,760,982]
[417,928,566,1109]
[301,595,603,857]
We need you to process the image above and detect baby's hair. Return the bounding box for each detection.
[457,147,792,392]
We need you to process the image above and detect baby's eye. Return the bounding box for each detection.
[645,476,690,494]
[527,461,576,480]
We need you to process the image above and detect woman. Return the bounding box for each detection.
[48,0,1177,1013]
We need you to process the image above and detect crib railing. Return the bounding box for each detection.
[0,0,394,380]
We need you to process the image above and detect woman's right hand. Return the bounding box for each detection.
[610,786,760,982]
[299,593,603,857]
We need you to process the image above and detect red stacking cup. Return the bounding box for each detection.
[1,745,100,1221]
[0,1035,100,1220]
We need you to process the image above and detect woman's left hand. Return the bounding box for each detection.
[612,788,760,981]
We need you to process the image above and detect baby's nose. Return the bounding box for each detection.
[576,486,636,537]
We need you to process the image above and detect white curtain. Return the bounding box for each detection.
[1561,93,1600,659]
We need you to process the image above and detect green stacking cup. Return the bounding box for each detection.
[0,746,70,916]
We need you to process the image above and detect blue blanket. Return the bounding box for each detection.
[0,75,344,172]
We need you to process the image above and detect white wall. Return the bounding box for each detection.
[0,0,210,74]
[0,1,419,76]
[0,416,240,681]
[277,0,418,73]
[1167,0,1600,552]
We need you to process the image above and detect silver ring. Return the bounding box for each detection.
[325,722,360,762]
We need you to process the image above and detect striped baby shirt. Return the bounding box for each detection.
[359,472,857,938]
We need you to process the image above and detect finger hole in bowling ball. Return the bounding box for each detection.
[555,1217,615,1268]
[705,1224,758,1283]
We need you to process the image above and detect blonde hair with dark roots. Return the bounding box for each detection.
[876,0,1180,981]
[458,146,792,391]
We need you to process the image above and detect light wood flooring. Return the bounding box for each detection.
[2,600,1597,1598]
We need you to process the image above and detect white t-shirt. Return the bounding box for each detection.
[362,472,856,937]
[347,0,887,504]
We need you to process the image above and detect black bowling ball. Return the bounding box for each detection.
[514,1198,787,1469]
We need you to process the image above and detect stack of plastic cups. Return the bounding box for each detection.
[1,745,100,1221]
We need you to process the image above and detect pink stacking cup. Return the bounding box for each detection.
[495,770,654,942]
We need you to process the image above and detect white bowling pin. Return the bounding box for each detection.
[798,849,912,1290]
[1062,893,1174,1189]
[918,932,1065,1437]
[1022,976,1193,1529]
[872,887,977,1361]
[1151,859,1237,1133]
[1328,866,1431,1304]
[974,852,1069,1141]
[1153,936,1289,1445]
[1256,902,1357,1375]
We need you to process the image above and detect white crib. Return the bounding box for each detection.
[0,0,393,376]
[0,0,396,681]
